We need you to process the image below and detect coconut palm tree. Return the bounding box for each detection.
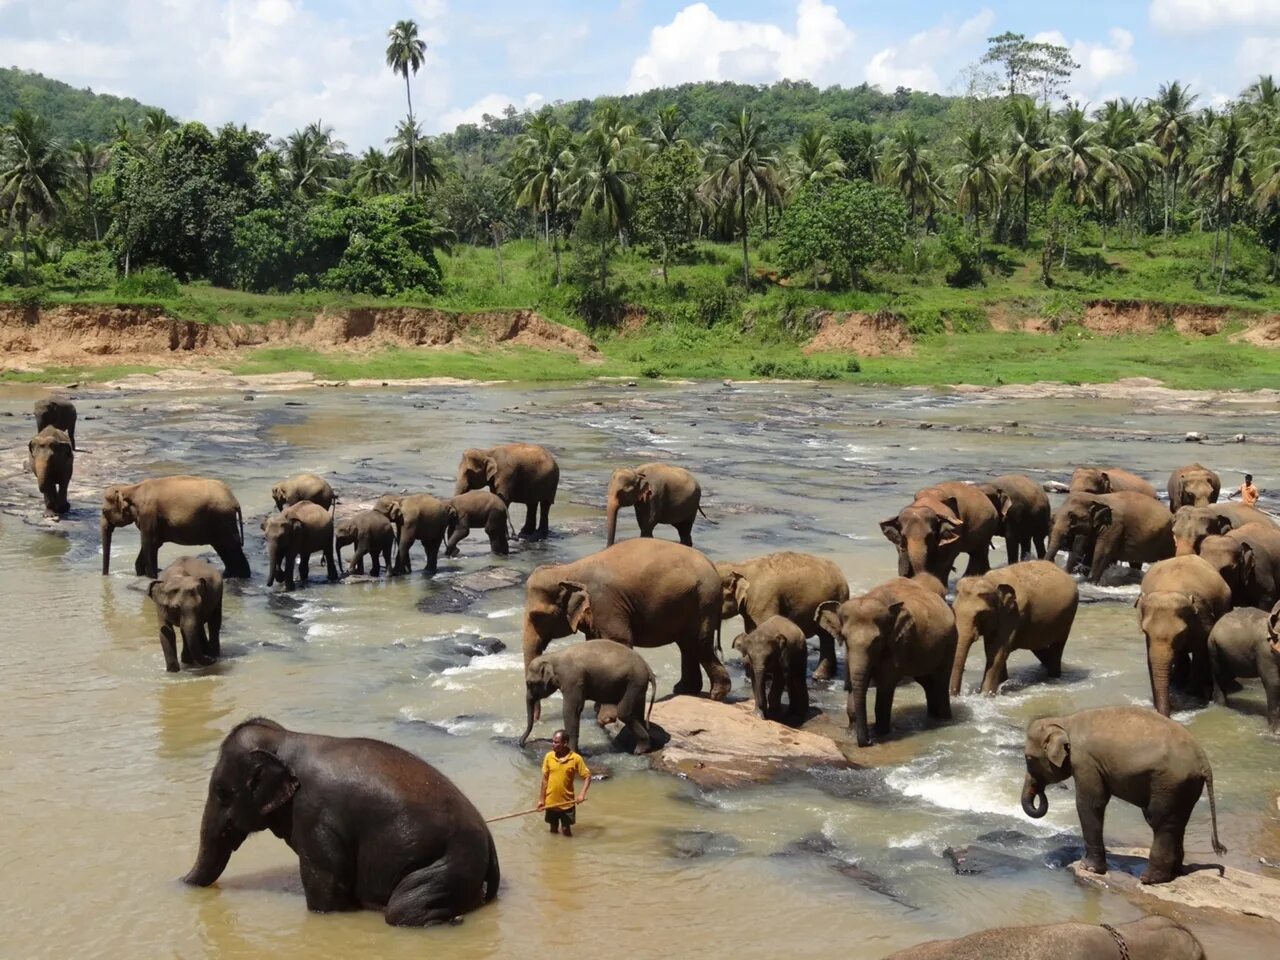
[951,124,1004,233]
[839,125,881,181]
[704,107,779,288]
[0,110,69,284]
[567,110,638,269]
[68,138,107,240]
[387,119,442,192]
[1192,110,1254,291]
[1003,98,1048,247]
[881,125,946,224]
[385,18,427,195]
[786,128,845,188]
[277,121,346,199]
[1093,99,1153,246]
[648,104,689,152]
[1147,81,1198,235]
[141,108,177,147]
[351,147,397,196]
[509,108,574,282]
[1037,104,1108,208]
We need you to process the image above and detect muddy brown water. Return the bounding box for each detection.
[1,380,1278,958]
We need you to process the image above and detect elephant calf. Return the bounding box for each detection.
[34,396,77,450]
[1047,491,1173,582]
[882,481,998,583]
[1021,705,1225,885]
[28,426,73,515]
[731,615,809,721]
[951,560,1078,696]
[605,462,703,546]
[1208,607,1280,731]
[978,473,1051,565]
[263,501,339,590]
[446,490,511,557]
[375,493,454,575]
[1196,522,1280,609]
[147,557,223,672]
[335,510,395,576]
[1173,503,1278,556]
[271,472,336,511]
[884,916,1205,960]
[520,639,657,754]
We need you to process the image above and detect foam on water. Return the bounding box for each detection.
[485,605,522,619]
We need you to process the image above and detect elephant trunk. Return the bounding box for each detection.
[906,540,930,580]
[31,454,51,493]
[605,495,621,547]
[182,802,241,886]
[179,614,206,663]
[950,623,979,695]
[1021,773,1048,818]
[846,661,871,747]
[750,664,768,717]
[1149,643,1174,717]
[454,469,470,496]
[1046,523,1065,563]
[100,517,113,575]
[522,620,545,721]
[519,693,538,747]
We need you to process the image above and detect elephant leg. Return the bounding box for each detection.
[983,641,1015,695]
[381,544,392,575]
[214,539,251,579]
[445,519,471,557]
[353,551,366,575]
[1142,820,1185,884]
[519,503,537,538]
[207,608,222,658]
[561,693,584,753]
[1189,644,1213,701]
[134,543,149,577]
[385,860,469,927]
[1005,533,1018,567]
[1033,640,1066,679]
[1033,533,1046,559]
[394,529,414,575]
[674,642,705,696]
[538,500,551,538]
[920,670,952,719]
[813,628,837,682]
[284,553,297,591]
[324,546,339,582]
[298,856,359,914]
[616,684,650,754]
[159,624,180,673]
[675,518,694,547]
[1075,781,1110,875]
[788,665,809,718]
[767,671,784,716]
[424,535,442,576]
[873,681,896,736]
[298,552,312,585]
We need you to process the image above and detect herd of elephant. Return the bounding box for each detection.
[24,396,1271,953]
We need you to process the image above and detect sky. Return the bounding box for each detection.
[0,0,1276,148]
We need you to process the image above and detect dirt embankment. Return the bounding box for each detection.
[801,311,913,357]
[0,304,600,371]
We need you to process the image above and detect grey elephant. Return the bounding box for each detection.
[147,556,223,672]
[1021,705,1225,885]
[1138,554,1232,716]
[731,615,809,721]
[884,916,1205,960]
[28,426,73,515]
[335,510,395,576]
[519,639,657,754]
[34,396,77,450]
[262,501,339,590]
[271,473,336,511]
[1169,462,1221,511]
[716,551,849,681]
[1208,606,1280,731]
[881,481,998,582]
[1046,491,1173,582]
[446,490,511,557]
[817,577,956,747]
[1196,522,1280,608]
[605,462,704,546]
[374,494,455,575]
[455,443,558,539]
[1173,502,1277,555]
[1070,466,1158,498]
[950,560,1078,696]
[977,473,1051,564]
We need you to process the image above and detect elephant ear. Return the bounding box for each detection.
[147,579,164,603]
[940,496,961,521]
[995,582,1019,618]
[1187,593,1218,634]
[1042,723,1070,769]
[1098,471,1113,493]
[1210,514,1233,536]
[637,475,655,503]
[731,572,751,610]
[1239,541,1257,589]
[484,458,499,486]
[246,749,298,817]
[816,600,843,640]
[288,517,304,537]
[730,632,748,655]
[1087,501,1113,528]
[532,658,558,690]
[558,580,593,634]
[888,600,914,646]
[880,518,903,545]
[937,516,964,550]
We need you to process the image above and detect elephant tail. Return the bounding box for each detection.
[697,504,715,524]
[646,669,657,723]
[236,506,245,546]
[1204,759,1228,857]
[714,618,723,657]
[484,831,500,902]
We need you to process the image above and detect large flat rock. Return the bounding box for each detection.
[1070,849,1280,929]
[647,697,851,788]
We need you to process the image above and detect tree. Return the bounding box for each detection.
[509,108,573,282]
[1003,98,1047,247]
[705,107,779,288]
[0,109,69,283]
[882,125,946,224]
[777,180,907,288]
[385,19,427,195]
[648,104,689,152]
[786,127,845,188]
[1147,80,1198,235]
[950,124,1004,246]
[277,121,345,199]
[982,32,1079,104]
[68,137,107,240]
[633,143,699,282]
[352,147,396,196]
[1192,110,1254,292]
[831,122,881,181]
[566,108,638,289]
[1037,104,1107,207]
[387,119,442,191]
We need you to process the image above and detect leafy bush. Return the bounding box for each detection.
[40,243,115,293]
[748,356,855,380]
[777,180,908,288]
[115,266,181,299]
[940,219,983,288]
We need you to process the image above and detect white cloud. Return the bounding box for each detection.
[1239,35,1280,80]
[438,92,545,131]
[626,0,853,93]
[865,9,994,93]
[1150,0,1280,32]
[1033,27,1137,98]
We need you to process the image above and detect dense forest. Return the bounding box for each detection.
[2,26,1279,322]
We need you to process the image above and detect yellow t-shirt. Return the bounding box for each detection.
[1242,483,1260,506]
[542,751,589,810]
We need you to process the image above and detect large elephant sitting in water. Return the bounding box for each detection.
[1173,503,1277,555]
[977,473,1051,564]
[881,481,998,582]
[456,443,559,539]
[28,426,73,515]
[521,538,728,705]
[1169,463,1220,511]
[1070,466,1158,498]
[605,462,703,546]
[101,476,249,579]
[885,917,1205,959]
[1046,491,1173,582]
[183,717,500,925]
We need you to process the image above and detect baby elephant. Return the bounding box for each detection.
[271,472,335,511]
[446,490,511,557]
[147,557,223,672]
[731,615,809,721]
[1021,705,1225,885]
[884,916,1205,960]
[1208,606,1280,731]
[335,510,396,576]
[520,639,657,755]
[28,426,74,515]
[262,501,339,590]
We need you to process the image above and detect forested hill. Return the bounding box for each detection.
[0,67,152,143]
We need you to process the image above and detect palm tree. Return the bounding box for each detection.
[352,147,397,196]
[1004,99,1047,247]
[840,125,881,181]
[0,110,69,283]
[1037,104,1108,208]
[567,110,639,285]
[648,104,689,152]
[277,121,346,199]
[950,124,1004,237]
[1192,110,1254,291]
[68,138,107,240]
[1242,74,1280,123]
[704,108,778,288]
[509,108,574,282]
[787,128,845,188]
[881,125,946,223]
[387,119,442,191]
[1092,99,1154,246]
[385,19,427,195]
[1147,81,1198,235]
[140,107,177,149]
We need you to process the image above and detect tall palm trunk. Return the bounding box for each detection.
[1021,168,1030,249]
[1218,183,1232,294]
[1162,168,1170,237]
[404,74,416,196]
[19,206,30,285]
[739,178,749,288]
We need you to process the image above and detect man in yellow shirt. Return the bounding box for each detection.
[538,729,590,837]
[1242,474,1260,506]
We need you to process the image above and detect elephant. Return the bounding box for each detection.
[1169,462,1221,512]
[1137,554,1232,716]
[817,576,956,747]
[883,916,1205,960]
[731,615,809,721]
[1173,502,1278,556]
[262,501,339,590]
[950,560,1079,696]
[335,510,395,576]
[28,426,73,514]
[455,443,559,539]
[977,473,1051,564]
[34,396,76,450]
[521,538,728,707]
[605,462,704,547]
[271,473,336,511]
[1046,491,1174,582]
[374,494,455,575]
[183,717,500,925]
[1196,522,1280,608]
[1208,607,1280,731]
[101,476,249,580]
[716,551,849,681]
[519,639,657,754]
[881,481,999,582]
[1070,466,1158,499]
[445,490,511,557]
[147,557,223,672]
[1020,705,1226,885]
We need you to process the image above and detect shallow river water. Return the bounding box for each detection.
[2,379,1278,958]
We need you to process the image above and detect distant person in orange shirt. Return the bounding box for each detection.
[1242,474,1260,506]
[538,730,590,837]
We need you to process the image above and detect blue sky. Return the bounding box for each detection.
[1,1,1275,148]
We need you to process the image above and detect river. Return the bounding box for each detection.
[1,379,1277,958]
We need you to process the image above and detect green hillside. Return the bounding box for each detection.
[0,66,152,143]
